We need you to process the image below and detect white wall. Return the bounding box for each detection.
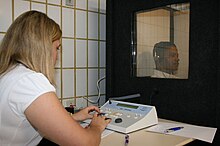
[0,0,106,108]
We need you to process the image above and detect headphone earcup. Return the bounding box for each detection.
[154,55,160,61]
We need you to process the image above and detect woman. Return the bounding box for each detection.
[0,11,111,146]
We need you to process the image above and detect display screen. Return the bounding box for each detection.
[117,103,138,109]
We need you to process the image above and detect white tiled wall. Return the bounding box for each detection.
[0,0,106,108]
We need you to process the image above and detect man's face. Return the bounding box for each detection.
[161,46,179,73]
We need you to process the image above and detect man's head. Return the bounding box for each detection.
[153,41,179,74]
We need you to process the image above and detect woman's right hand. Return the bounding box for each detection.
[88,113,111,132]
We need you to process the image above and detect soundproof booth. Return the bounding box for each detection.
[106,0,220,145]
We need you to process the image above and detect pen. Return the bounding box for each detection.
[97,113,111,120]
[97,112,106,116]
[164,126,184,133]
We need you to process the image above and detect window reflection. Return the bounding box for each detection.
[132,2,190,79]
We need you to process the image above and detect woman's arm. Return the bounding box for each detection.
[25,92,111,146]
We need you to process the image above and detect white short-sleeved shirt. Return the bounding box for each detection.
[151,69,178,79]
[0,64,55,146]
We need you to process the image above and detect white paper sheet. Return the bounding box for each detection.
[146,121,217,143]
[80,122,114,138]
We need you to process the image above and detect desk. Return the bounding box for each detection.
[100,119,194,146]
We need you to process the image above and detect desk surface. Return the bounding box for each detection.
[100,119,194,146]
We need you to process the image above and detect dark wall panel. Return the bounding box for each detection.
[106,0,219,145]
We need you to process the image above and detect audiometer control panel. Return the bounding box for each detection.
[99,100,158,133]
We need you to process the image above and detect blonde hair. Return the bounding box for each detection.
[0,10,62,85]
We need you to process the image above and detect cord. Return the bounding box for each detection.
[83,76,106,106]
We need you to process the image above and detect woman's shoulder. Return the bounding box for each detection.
[1,64,45,86]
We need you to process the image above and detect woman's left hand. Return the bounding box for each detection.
[72,106,100,122]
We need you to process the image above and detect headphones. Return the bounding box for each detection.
[153,52,160,61]
[155,55,160,59]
